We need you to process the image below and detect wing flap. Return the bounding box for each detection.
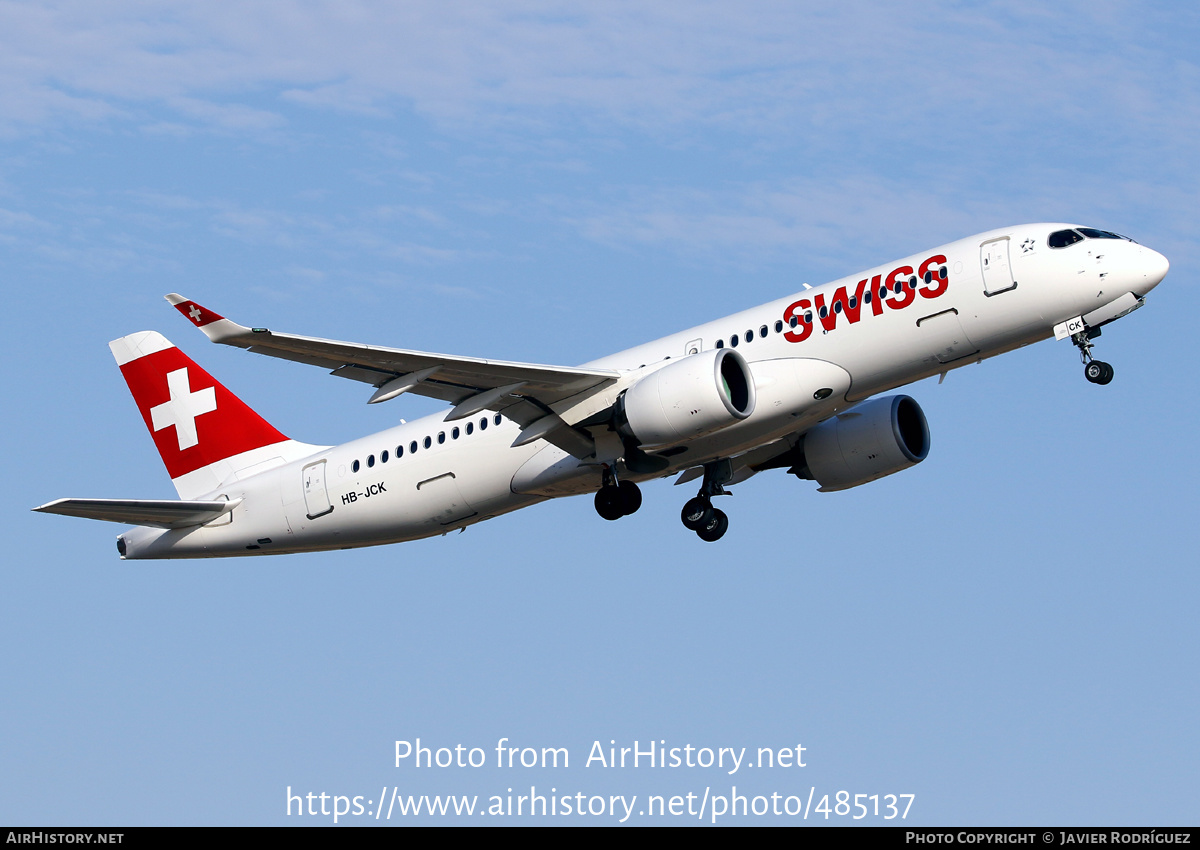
[33,498,241,529]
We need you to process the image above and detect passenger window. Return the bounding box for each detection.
[452,427,460,440]
[715,339,724,348]
[423,436,432,449]
[437,432,446,444]
[730,335,738,347]
[494,414,502,426]
[410,441,418,454]
[367,454,375,468]
[759,325,768,338]
[480,417,487,431]
[745,330,753,343]
[789,316,798,328]
[381,450,388,463]
[352,459,360,473]
[466,422,474,435]
[397,445,404,458]
[774,320,783,333]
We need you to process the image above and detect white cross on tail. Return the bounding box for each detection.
[150,368,217,451]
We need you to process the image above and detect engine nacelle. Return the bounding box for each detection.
[616,348,756,449]
[799,395,930,491]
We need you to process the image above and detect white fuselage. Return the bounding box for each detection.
[118,224,1169,558]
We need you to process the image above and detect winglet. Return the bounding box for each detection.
[166,293,256,345]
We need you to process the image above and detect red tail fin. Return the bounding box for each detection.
[110,331,316,499]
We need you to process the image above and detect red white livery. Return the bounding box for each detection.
[35,224,1169,558]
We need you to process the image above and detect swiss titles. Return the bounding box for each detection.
[783,255,949,343]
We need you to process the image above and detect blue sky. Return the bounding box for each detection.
[3,1,1198,825]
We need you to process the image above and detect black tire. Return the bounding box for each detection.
[696,508,729,542]
[1085,360,1113,384]
[594,488,624,521]
[681,496,712,530]
[617,480,642,516]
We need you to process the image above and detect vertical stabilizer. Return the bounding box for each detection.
[110,331,321,499]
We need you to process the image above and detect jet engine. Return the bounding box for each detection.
[615,348,756,449]
[795,395,930,491]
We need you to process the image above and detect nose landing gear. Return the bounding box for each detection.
[1084,359,1114,385]
[1072,328,1114,385]
[680,459,733,542]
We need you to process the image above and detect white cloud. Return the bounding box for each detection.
[0,206,52,231]
[1,1,1194,284]
[0,0,1193,156]
[165,97,286,132]
[568,175,1020,271]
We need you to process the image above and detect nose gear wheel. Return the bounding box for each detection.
[1084,360,1114,385]
[1071,328,1115,386]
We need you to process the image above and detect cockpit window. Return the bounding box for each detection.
[1048,229,1085,248]
[1050,227,1134,248]
[1077,227,1128,241]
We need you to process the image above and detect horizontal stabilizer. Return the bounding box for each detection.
[33,497,240,529]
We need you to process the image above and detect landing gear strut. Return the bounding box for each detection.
[1072,328,1114,385]
[594,466,642,521]
[680,459,733,542]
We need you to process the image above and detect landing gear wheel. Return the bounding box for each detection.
[696,508,729,542]
[681,497,713,531]
[595,480,642,521]
[1084,360,1114,385]
[594,487,625,521]
[1073,329,1115,386]
[616,480,642,515]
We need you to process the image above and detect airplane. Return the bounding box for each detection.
[33,223,1169,559]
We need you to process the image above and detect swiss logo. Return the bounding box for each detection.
[150,367,218,451]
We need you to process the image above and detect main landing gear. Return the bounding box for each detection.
[1072,327,1114,385]
[680,459,733,542]
[594,466,642,521]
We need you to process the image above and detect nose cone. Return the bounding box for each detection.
[1137,246,1170,293]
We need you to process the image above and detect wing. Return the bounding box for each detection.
[166,294,620,458]
[33,498,240,529]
